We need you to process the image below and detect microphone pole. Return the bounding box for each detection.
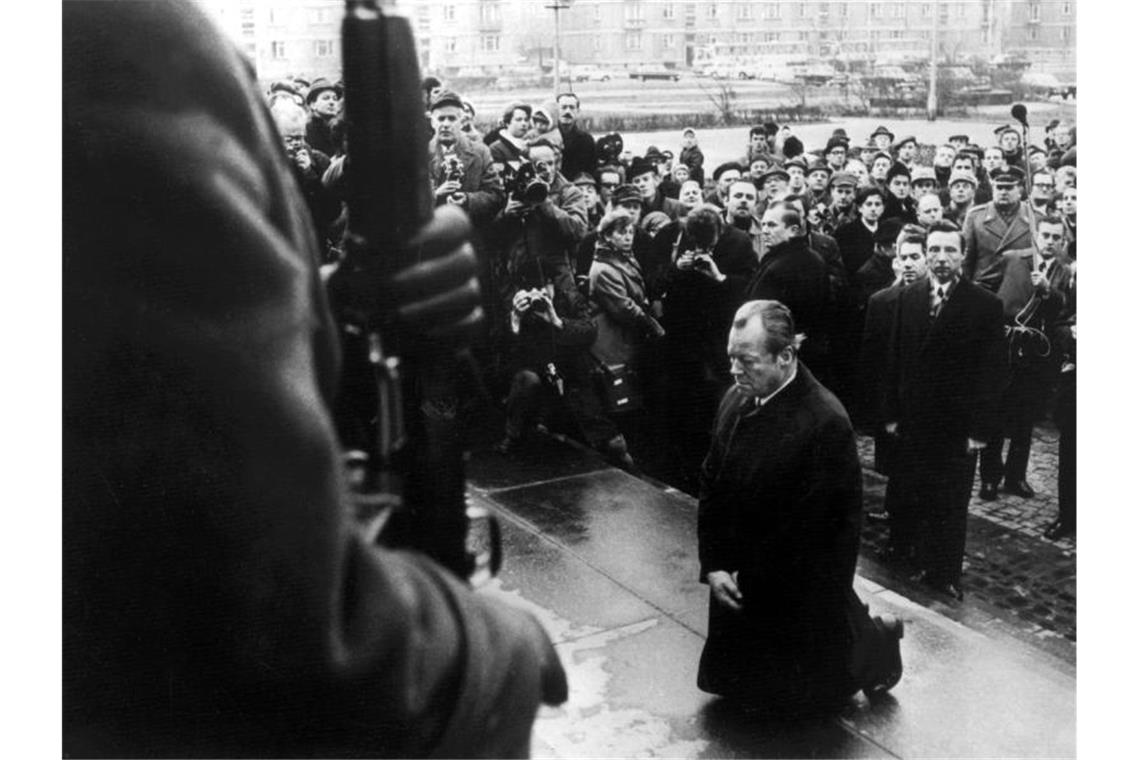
[1010,103,1041,272]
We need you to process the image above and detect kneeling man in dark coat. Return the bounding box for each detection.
[697,300,903,714]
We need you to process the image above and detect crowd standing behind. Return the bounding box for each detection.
[269,73,1077,595]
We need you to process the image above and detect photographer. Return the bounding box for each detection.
[428,90,504,226]
[496,254,633,469]
[271,100,339,264]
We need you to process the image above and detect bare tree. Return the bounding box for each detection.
[696,74,739,125]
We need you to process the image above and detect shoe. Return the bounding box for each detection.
[926,579,964,601]
[1003,480,1036,498]
[1044,520,1075,541]
[978,482,999,501]
[863,615,904,698]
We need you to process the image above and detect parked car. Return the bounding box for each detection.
[572,65,614,82]
[629,66,681,82]
[1021,72,1077,100]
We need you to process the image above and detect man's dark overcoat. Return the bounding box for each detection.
[697,366,863,707]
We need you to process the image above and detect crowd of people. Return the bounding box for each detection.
[267,74,1077,600]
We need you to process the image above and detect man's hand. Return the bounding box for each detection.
[292,148,312,173]
[675,251,696,271]
[967,438,988,453]
[502,198,528,218]
[692,253,725,282]
[1030,269,1050,293]
[707,570,743,612]
[884,421,899,436]
[447,191,467,207]
[528,291,562,328]
[434,179,462,199]
[391,205,483,342]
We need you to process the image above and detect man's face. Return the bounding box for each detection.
[717,169,742,197]
[529,146,557,184]
[1060,187,1077,217]
[532,114,551,133]
[787,165,805,190]
[983,148,1005,172]
[679,180,704,207]
[607,223,635,252]
[430,105,463,144]
[845,161,869,186]
[917,195,943,227]
[727,181,758,220]
[557,95,579,126]
[749,158,769,180]
[673,165,690,183]
[888,175,910,199]
[926,230,965,283]
[631,170,659,200]
[897,141,917,162]
[949,180,976,205]
[860,147,877,165]
[912,180,937,199]
[871,157,892,180]
[506,108,531,139]
[1000,130,1020,153]
[1031,172,1055,201]
[1055,127,1074,150]
[1029,152,1047,172]
[580,183,599,206]
[807,170,829,192]
[599,172,621,203]
[951,157,975,175]
[750,132,767,150]
[760,207,797,248]
[934,146,956,168]
[831,183,856,209]
[727,320,792,399]
[763,176,789,200]
[618,200,643,225]
[311,89,340,118]
[859,193,884,223]
[682,133,697,148]
[826,146,847,168]
[896,241,928,284]
[950,137,968,150]
[874,134,892,151]
[1035,222,1065,260]
[992,180,1021,207]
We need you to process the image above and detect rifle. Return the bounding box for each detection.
[337,1,495,580]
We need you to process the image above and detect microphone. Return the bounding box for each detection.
[1010,103,1028,127]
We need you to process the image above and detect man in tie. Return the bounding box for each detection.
[880,220,1006,600]
[978,216,1074,500]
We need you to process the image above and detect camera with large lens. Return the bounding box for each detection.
[443,153,465,185]
[502,160,549,206]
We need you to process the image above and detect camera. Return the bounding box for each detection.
[442,153,465,185]
[502,160,549,206]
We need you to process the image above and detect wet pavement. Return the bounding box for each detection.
[465,428,1076,758]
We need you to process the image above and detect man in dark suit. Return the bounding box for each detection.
[962,166,1042,290]
[556,91,597,180]
[880,221,1006,599]
[697,300,903,714]
[978,216,1074,500]
[64,3,565,755]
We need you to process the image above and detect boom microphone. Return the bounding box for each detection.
[1010,103,1028,127]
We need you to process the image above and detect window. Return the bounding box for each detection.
[443,5,456,22]
[445,37,457,53]
[870,29,881,41]
[271,40,286,59]
[594,4,602,22]
[307,7,332,24]
[240,7,255,37]
[800,2,809,17]
[480,34,500,53]
[1029,27,1039,41]
[663,3,676,20]
[267,8,281,24]
[242,42,256,60]
[799,31,810,41]
[1062,26,1072,42]
[922,3,932,17]
[893,3,905,19]
[958,2,966,17]
[870,3,883,19]
[738,3,753,20]
[664,33,677,48]
[762,3,780,20]
[765,32,780,43]
[625,1,645,22]
[890,29,903,39]
[314,39,334,57]
[1029,3,1040,22]
[479,2,501,25]
[1062,2,1072,15]
[706,3,718,19]
[625,31,643,50]
[839,3,848,18]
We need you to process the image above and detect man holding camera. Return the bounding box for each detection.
[428,89,504,225]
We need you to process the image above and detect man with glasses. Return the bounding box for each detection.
[1029,170,1057,215]
[978,217,1074,501]
[962,167,1041,290]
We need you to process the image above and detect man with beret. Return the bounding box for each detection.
[893,136,919,171]
[870,125,895,152]
[962,166,1041,290]
[945,170,979,227]
[574,184,655,285]
[705,161,745,210]
[784,156,809,197]
[816,170,858,237]
[1027,145,1049,174]
[428,89,504,224]
[948,134,970,151]
[753,167,791,226]
[573,172,605,229]
[948,151,992,205]
[305,76,343,157]
[909,166,939,200]
[629,155,683,222]
[556,91,597,180]
[824,136,849,173]
[804,159,833,212]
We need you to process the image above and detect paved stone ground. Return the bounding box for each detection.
[853,421,1076,663]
